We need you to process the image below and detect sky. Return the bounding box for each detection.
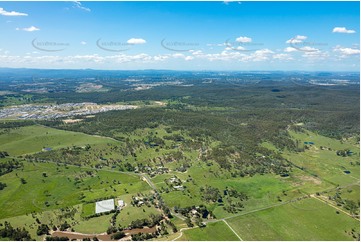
[0,1,359,71]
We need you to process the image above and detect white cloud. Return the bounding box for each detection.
[273,53,293,60]
[300,46,319,52]
[190,50,203,56]
[226,46,245,51]
[286,35,307,44]
[236,36,252,43]
[153,55,170,61]
[185,56,194,61]
[171,53,196,61]
[187,48,278,62]
[223,1,242,5]
[302,49,329,60]
[172,53,185,58]
[72,1,91,12]
[80,41,87,45]
[332,27,356,34]
[333,45,360,56]
[254,49,273,55]
[249,49,274,61]
[0,7,28,16]
[16,26,40,32]
[284,47,297,52]
[127,38,147,45]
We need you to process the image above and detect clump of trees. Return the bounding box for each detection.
[59,221,71,231]
[0,182,6,190]
[111,231,126,240]
[0,221,32,241]
[0,151,9,158]
[0,159,23,176]
[200,186,222,203]
[45,236,69,241]
[36,224,50,235]
[185,218,193,228]
[131,232,157,241]
[130,214,163,229]
[336,149,352,157]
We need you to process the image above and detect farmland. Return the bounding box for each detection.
[0,124,117,156]
[0,161,150,219]
[226,198,359,241]
[177,221,240,241]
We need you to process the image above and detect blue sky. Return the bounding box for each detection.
[0,1,359,71]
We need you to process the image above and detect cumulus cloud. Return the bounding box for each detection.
[300,46,319,52]
[284,47,297,52]
[249,49,274,61]
[72,1,91,12]
[273,53,293,60]
[0,7,28,16]
[153,55,170,61]
[286,35,307,44]
[199,48,274,62]
[333,45,360,56]
[127,38,147,45]
[190,50,204,56]
[302,49,329,60]
[172,53,185,58]
[236,36,252,43]
[332,27,356,34]
[16,26,40,32]
[80,41,87,45]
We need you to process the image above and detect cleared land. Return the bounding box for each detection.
[178,221,240,241]
[285,130,360,186]
[0,125,118,156]
[226,198,359,241]
[0,161,149,219]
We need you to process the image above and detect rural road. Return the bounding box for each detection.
[222,219,243,241]
[172,226,198,241]
[311,195,360,221]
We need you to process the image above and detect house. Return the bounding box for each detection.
[118,200,125,207]
[173,185,184,191]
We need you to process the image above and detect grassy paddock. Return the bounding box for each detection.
[0,125,118,156]
[226,198,359,241]
[178,221,240,241]
[0,162,149,219]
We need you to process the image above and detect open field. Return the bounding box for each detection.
[0,203,116,239]
[153,159,337,219]
[114,193,162,228]
[0,161,150,219]
[0,204,83,240]
[0,125,118,156]
[284,130,359,186]
[226,198,359,241]
[177,221,240,241]
[73,213,116,234]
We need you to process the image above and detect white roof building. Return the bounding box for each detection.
[95,199,115,214]
[118,200,125,207]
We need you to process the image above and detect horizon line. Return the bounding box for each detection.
[0,67,359,73]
